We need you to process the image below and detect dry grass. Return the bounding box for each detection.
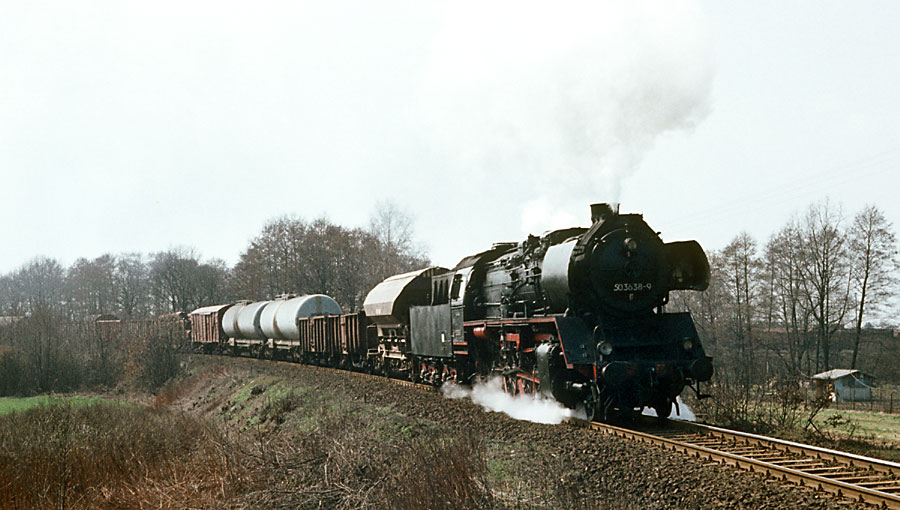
[228,394,494,510]
[0,400,248,509]
[0,362,605,510]
[0,388,498,509]
[388,433,492,510]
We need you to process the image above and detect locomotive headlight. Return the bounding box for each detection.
[682,339,695,352]
[598,341,614,356]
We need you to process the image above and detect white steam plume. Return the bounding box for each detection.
[442,377,578,424]
[445,378,696,423]
[641,396,696,421]
[418,0,713,234]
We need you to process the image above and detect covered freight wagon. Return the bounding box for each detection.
[189,304,233,352]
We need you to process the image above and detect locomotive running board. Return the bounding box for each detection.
[464,317,596,368]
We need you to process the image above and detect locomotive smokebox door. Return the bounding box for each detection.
[410,304,453,358]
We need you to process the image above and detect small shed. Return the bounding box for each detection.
[811,369,875,402]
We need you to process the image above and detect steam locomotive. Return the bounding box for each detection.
[191,203,713,421]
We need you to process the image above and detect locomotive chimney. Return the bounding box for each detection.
[590,203,615,223]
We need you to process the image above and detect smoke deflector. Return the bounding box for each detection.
[664,241,710,291]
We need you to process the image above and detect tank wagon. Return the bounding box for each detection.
[190,203,713,421]
[203,295,343,357]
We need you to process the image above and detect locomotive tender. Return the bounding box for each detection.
[191,203,713,421]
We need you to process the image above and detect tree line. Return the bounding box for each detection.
[0,201,428,320]
[0,201,427,396]
[672,199,899,388]
[3,197,897,396]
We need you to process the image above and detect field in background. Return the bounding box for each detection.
[0,395,109,416]
[813,408,900,445]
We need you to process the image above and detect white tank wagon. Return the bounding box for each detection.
[221,301,247,340]
[223,300,272,354]
[261,294,342,340]
[221,295,342,357]
[222,300,271,340]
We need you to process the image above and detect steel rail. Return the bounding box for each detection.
[571,418,900,508]
[679,422,900,477]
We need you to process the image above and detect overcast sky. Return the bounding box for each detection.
[2,1,899,273]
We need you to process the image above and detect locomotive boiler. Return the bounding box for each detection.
[398,203,713,420]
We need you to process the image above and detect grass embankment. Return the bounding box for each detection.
[0,367,507,509]
[207,374,493,509]
[180,358,588,509]
[0,359,593,509]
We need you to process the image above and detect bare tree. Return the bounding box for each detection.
[799,200,853,371]
[848,204,898,368]
[232,216,309,300]
[300,217,388,309]
[114,253,151,318]
[369,200,414,253]
[233,212,429,310]
[65,255,117,318]
[719,232,763,386]
[764,221,814,376]
[194,258,231,307]
[368,200,429,280]
[13,257,65,314]
[302,218,342,297]
[150,248,228,314]
[0,272,24,315]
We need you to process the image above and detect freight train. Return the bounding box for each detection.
[189,204,713,421]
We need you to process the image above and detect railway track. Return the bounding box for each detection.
[330,362,900,507]
[573,417,900,508]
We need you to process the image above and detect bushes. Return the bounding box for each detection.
[136,332,180,391]
[0,312,182,396]
[694,369,832,436]
[0,347,25,395]
[0,400,243,509]
[387,433,491,510]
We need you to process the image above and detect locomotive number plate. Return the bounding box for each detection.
[613,283,652,292]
